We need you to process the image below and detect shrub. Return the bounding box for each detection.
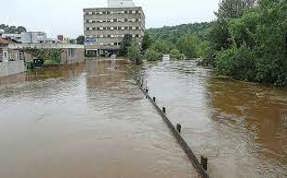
[144,49,162,61]
[216,47,256,81]
[170,49,185,60]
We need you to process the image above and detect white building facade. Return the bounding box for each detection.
[84,0,145,56]
[21,32,47,44]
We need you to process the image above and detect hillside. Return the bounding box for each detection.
[146,22,214,43]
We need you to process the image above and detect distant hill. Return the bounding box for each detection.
[0,24,27,34]
[146,22,214,43]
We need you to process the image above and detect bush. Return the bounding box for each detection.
[170,49,185,60]
[216,47,256,81]
[127,40,142,64]
[144,49,162,61]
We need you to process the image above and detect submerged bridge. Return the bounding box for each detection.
[136,76,209,178]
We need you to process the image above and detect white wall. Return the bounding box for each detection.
[0,60,26,77]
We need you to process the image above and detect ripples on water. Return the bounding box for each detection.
[0,61,199,178]
[0,59,286,178]
[143,60,287,178]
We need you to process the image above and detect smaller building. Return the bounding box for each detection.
[0,37,26,77]
[1,34,22,43]
[21,32,47,44]
[8,43,85,65]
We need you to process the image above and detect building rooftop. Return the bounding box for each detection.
[0,38,9,45]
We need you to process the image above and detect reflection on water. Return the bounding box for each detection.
[1,59,286,178]
[0,60,198,178]
[143,60,287,178]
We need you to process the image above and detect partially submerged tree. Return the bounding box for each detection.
[119,34,133,56]
[127,40,142,64]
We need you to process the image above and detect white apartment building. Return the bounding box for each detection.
[83,0,145,56]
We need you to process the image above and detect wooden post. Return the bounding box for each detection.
[176,123,182,133]
[162,107,166,114]
[201,156,208,171]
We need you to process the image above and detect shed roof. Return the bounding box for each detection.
[0,38,9,45]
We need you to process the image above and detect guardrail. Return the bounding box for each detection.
[136,76,209,178]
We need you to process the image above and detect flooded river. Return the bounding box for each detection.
[143,60,287,178]
[0,60,198,178]
[0,59,286,178]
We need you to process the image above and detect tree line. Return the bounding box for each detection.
[0,24,27,34]
[118,22,214,63]
[137,0,287,87]
[210,0,287,86]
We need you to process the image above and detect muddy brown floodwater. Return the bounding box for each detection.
[143,60,287,178]
[1,59,287,178]
[0,60,199,178]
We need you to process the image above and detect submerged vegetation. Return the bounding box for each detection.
[210,0,287,86]
[144,0,287,86]
[24,48,63,65]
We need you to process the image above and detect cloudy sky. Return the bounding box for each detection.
[0,0,219,38]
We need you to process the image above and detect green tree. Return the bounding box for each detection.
[142,32,152,51]
[213,0,287,86]
[150,40,174,54]
[216,0,255,20]
[128,40,142,64]
[177,35,200,58]
[170,49,185,60]
[144,49,162,61]
[76,35,85,44]
[0,24,27,34]
[119,34,133,56]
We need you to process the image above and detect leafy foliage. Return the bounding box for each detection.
[76,36,85,44]
[127,40,142,64]
[146,22,213,59]
[212,0,287,86]
[170,49,185,60]
[119,34,133,56]
[0,24,27,34]
[142,32,152,51]
[144,49,162,61]
[24,48,63,64]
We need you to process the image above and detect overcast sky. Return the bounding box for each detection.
[0,0,219,38]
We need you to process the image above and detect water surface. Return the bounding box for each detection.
[143,60,287,178]
[0,60,198,178]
